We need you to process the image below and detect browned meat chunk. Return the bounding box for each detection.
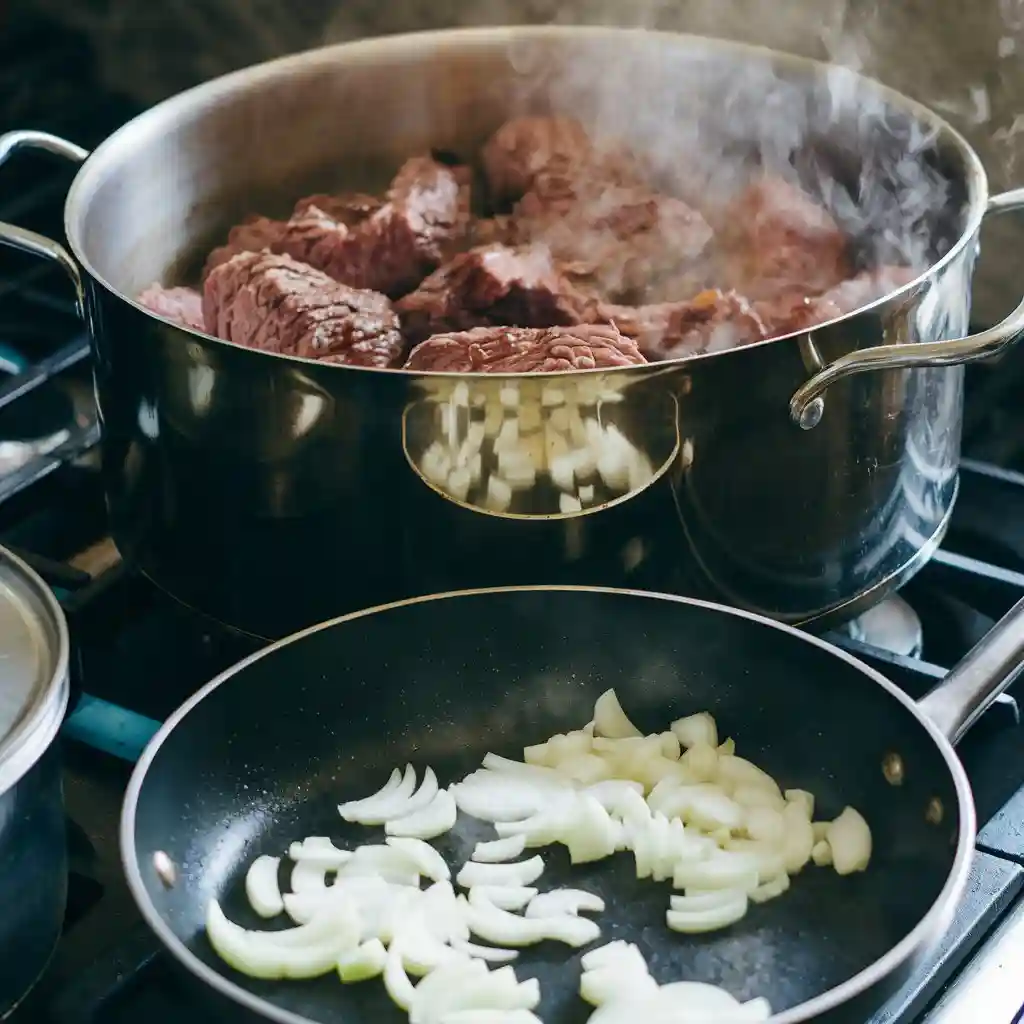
[718,177,851,301]
[203,251,404,366]
[137,284,206,332]
[202,158,470,297]
[404,324,646,373]
[518,182,712,303]
[395,244,595,343]
[470,215,522,248]
[604,289,767,360]
[756,265,919,336]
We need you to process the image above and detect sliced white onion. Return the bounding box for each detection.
[670,712,718,750]
[385,837,451,882]
[781,802,816,874]
[472,834,528,863]
[245,855,284,918]
[396,767,441,818]
[450,938,520,963]
[468,886,538,912]
[673,849,760,891]
[743,806,785,845]
[680,741,719,782]
[337,938,388,982]
[453,775,553,824]
[337,767,402,817]
[827,806,872,875]
[580,963,658,1007]
[494,807,570,848]
[410,959,489,1024]
[749,873,791,904]
[385,789,457,840]
[593,689,642,739]
[341,844,423,886]
[811,839,833,867]
[341,765,418,825]
[422,880,471,943]
[206,899,361,980]
[563,795,619,864]
[666,891,748,933]
[440,1012,542,1024]
[785,789,815,819]
[716,755,782,797]
[456,856,545,890]
[525,889,605,918]
[289,836,352,869]
[384,943,417,1010]
[290,859,331,894]
[543,915,602,947]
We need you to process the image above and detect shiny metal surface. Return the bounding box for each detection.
[0,546,70,794]
[0,26,1018,638]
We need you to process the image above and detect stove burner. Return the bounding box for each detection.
[844,593,924,659]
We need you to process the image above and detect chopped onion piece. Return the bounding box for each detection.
[341,764,418,825]
[385,788,457,840]
[525,889,605,918]
[781,803,816,874]
[733,785,786,812]
[743,806,785,845]
[666,890,748,932]
[543,915,602,947]
[494,807,570,847]
[342,844,423,885]
[440,1012,542,1024]
[564,795,619,864]
[785,789,815,819]
[717,755,782,797]
[205,899,360,980]
[337,767,402,818]
[395,767,441,818]
[384,943,416,1010]
[812,839,833,867]
[469,886,538,912]
[670,712,718,750]
[718,738,736,755]
[592,689,642,739]
[462,898,547,946]
[670,889,746,912]
[680,741,718,782]
[658,981,753,1016]
[450,938,520,963]
[410,959,488,1024]
[827,806,872,875]
[457,856,545,890]
[290,859,331,894]
[245,855,284,918]
[812,821,830,842]
[673,850,760,891]
[750,873,791,904]
[337,938,388,982]
[385,837,451,882]
[473,834,528,863]
[580,964,658,1007]
[585,780,645,816]
[289,836,352,869]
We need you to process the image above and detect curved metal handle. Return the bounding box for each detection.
[789,186,1024,429]
[917,595,1024,744]
[0,130,91,314]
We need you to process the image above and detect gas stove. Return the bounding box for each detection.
[4,16,1024,1024]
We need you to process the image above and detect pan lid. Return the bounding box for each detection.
[0,546,69,793]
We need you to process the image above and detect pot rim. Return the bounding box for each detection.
[65,24,989,380]
[0,545,70,796]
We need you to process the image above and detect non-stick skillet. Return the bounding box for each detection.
[120,586,1024,1024]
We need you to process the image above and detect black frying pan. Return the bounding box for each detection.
[119,586,1024,1024]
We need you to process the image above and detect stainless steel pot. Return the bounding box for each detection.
[0,545,70,1016]
[1,26,1023,641]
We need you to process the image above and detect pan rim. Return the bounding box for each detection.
[119,584,977,1024]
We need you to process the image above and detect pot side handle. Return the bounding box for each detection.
[917,594,1024,745]
[789,187,1024,430]
[0,131,91,313]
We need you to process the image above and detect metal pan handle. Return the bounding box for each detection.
[0,131,91,312]
[789,187,1024,430]
[917,595,1024,744]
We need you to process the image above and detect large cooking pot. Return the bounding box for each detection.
[1,26,1023,641]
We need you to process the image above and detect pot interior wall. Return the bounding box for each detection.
[69,28,975,301]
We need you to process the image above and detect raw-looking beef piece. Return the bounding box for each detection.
[514,179,712,303]
[137,284,206,332]
[201,159,469,296]
[717,177,852,301]
[333,155,472,296]
[203,251,404,367]
[395,244,594,343]
[404,324,647,373]
[756,265,919,337]
[604,289,767,360]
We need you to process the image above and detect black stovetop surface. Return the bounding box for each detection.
[7,14,1024,1024]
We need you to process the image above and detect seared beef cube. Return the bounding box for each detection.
[718,177,851,301]
[482,116,595,203]
[137,284,206,332]
[203,216,290,279]
[292,192,382,223]
[514,179,712,303]
[470,214,522,247]
[203,251,404,367]
[756,265,919,337]
[332,155,472,296]
[604,289,767,360]
[404,323,647,373]
[395,244,593,343]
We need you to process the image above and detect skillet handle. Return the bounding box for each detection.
[0,131,91,314]
[789,187,1024,430]
[917,595,1024,744]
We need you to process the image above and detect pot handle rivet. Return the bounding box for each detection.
[153,850,178,888]
[797,396,824,431]
[882,752,905,785]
